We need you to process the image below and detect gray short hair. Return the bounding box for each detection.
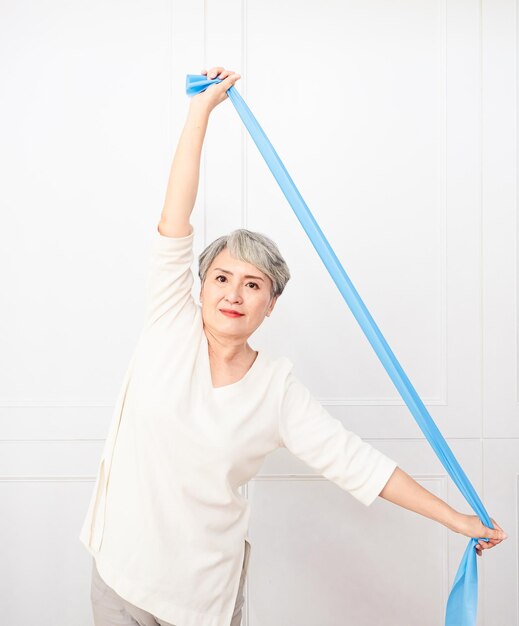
[198,229,290,298]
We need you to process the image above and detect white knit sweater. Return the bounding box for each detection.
[79,226,398,626]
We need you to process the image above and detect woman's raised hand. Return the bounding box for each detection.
[191,66,241,113]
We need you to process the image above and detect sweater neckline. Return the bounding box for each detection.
[202,334,264,392]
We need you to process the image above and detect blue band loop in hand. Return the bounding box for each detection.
[186,73,492,626]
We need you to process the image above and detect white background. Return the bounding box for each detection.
[0,0,517,624]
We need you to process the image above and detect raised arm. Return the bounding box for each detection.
[158,66,241,238]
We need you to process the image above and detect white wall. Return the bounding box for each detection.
[0,1,516,624]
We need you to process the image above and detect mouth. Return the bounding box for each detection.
[219,309,244,318]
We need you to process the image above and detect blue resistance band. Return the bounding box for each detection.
[186,73,492,626]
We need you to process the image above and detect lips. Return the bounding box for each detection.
[219,309,244,317]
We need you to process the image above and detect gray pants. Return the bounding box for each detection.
[91,540,251,626]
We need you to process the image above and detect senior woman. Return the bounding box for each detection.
[79,66,507,626]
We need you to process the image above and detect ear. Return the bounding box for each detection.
[266,295,279,317]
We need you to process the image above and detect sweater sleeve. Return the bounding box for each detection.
[142,224,199,331]
[278,368,398,506]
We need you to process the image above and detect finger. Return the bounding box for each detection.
[219,73,241,90]
[477,542,490,554]
[218,69,234,79]
[482,525,507,541]
[490,519,507,537]
[207,66,224,79]
[489,518,507,534]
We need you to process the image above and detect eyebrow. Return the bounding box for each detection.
[212,268,265,281]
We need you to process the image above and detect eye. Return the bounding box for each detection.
[215,275,259,289]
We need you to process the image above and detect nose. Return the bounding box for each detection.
[224,286,243,304]
[225,293,242,304]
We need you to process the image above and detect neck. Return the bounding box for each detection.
[204,328,255,363]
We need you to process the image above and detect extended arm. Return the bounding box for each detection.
[158,103,209,238]
[378,466,507,555]
[158,66,241,238]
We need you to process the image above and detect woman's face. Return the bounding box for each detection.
[200,247,278,342]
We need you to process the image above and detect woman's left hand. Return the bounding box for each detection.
[451,515,508,557]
